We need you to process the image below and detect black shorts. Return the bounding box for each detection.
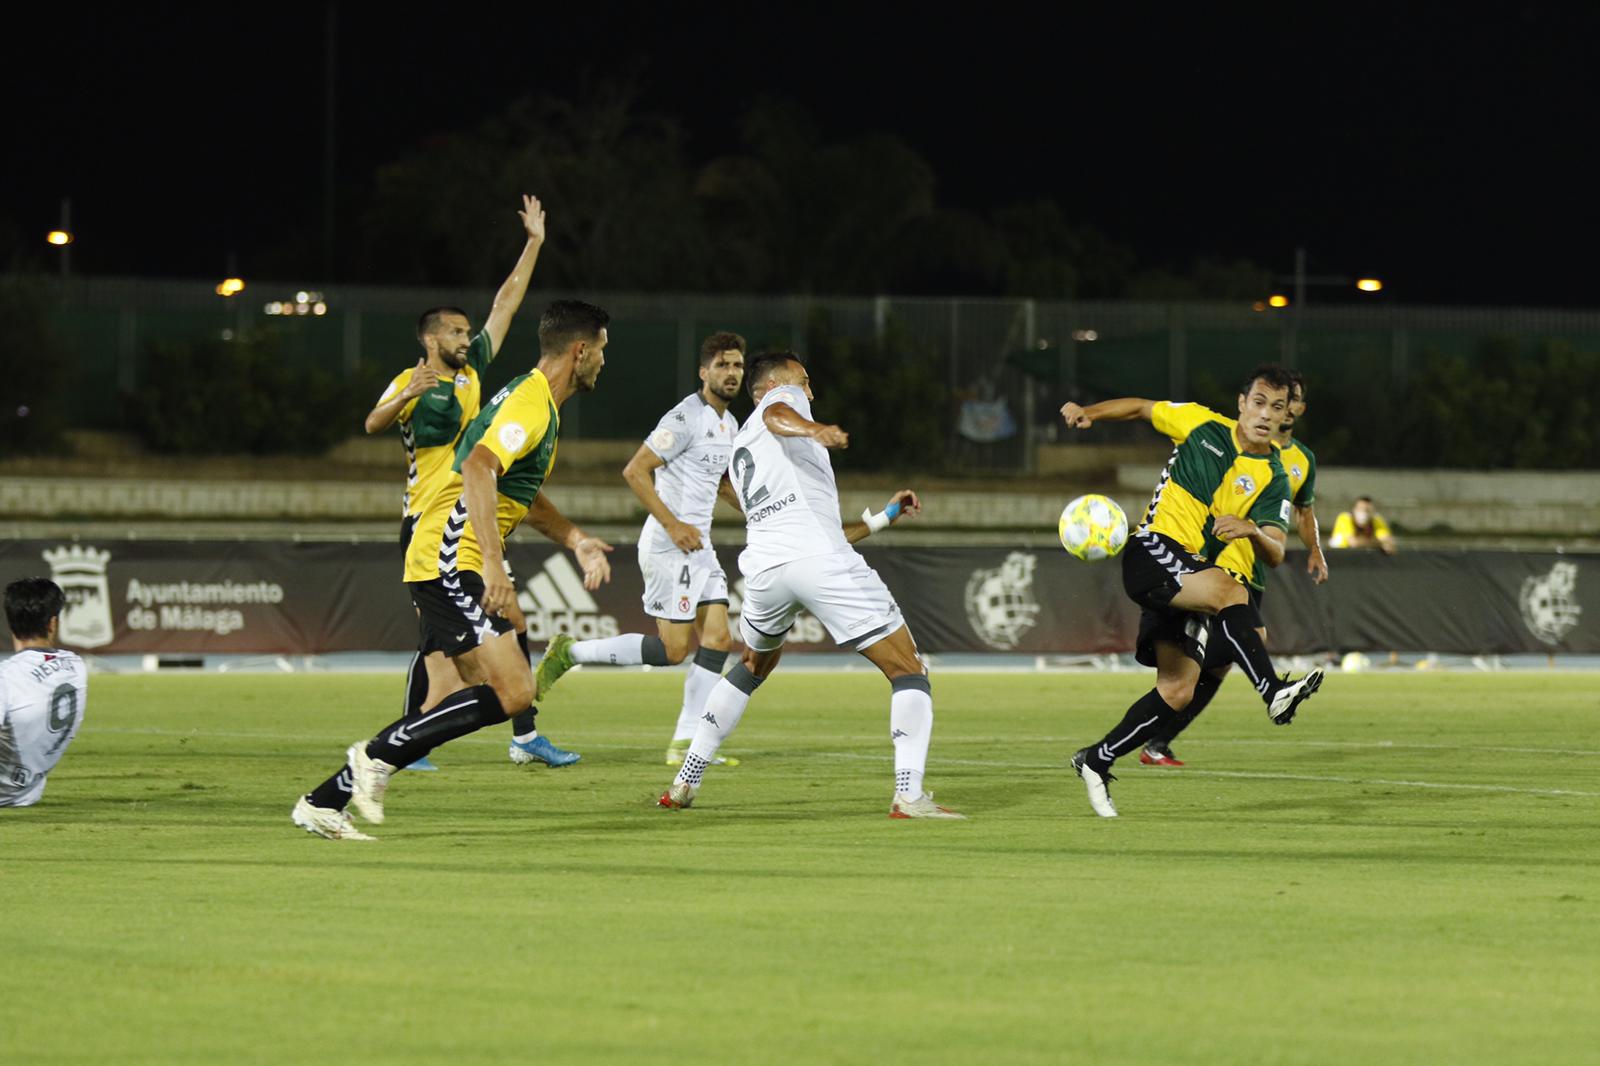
[1124,531,1218,669]
[409,571,514,659]
[1134,578,1265,670]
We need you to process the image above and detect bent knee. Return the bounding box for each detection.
[1155,678,1195,709]
[492,679,533,715]
[699,631,733,653]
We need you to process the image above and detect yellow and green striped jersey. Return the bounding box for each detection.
[380,331,494,517]
[1218,437,1318,590]
[1141,402,1292,586]
[403,370,561,582]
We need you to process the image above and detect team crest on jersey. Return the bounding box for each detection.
[1520,562,1581,645]
[1290,464,1303,480]
[454,373,470,388]
[652,428,675,451]
[42,545,115,648]
[963,552,1042,650]
[1232,474,1256,496]
[677,595,691,615]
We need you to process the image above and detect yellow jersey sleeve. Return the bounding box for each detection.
[378,369,421,425]
[1329,512,1355,547]
[1150,401,1222,444]
[478,386,553,473]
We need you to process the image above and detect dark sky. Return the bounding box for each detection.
[9,4,1599,306]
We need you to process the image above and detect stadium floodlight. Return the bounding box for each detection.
[215,277,246,297]
[1356,278,1383,292]
[1268,294,1290,308]
[46,230,74,246]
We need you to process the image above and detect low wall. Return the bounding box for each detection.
[2,539,1591,657]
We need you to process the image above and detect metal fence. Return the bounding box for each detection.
[45,276,1600,471]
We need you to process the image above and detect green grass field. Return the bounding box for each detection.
[4,670,1598,1064]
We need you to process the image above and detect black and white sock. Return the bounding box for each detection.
[403,650,429,718]
[365,684,507,767]
[571,633,673,666]
[305,765,354,811]
[1085,688,1178,772]
[1150,671,1224,747]
[1215,604,1280,702]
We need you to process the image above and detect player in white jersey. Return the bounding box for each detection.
[656,351,965,819]
[534,333,748,765]
[1,579,87,808]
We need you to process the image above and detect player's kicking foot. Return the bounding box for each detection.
[1267,666,1325,725]
[665,739,738,767]
[533,633,576,699]
[509,735,581,767]
[346,741,397,825]
[1140,742,1184,767]
[1071,747,1119,818]
[291,796,375,841]
[658,781,697,809]
[890,792,967,819]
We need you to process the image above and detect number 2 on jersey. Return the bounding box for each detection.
[731,447,771,510]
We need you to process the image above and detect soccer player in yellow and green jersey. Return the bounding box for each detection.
[1142,371,1329,767]
[1056,363,1325,818]
[294,300,615,840]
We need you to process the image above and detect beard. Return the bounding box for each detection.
[442,348,469,370]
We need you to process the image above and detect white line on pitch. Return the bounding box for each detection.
[814,751,1600,799]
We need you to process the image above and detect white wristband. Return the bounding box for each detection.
[861,507,892,534]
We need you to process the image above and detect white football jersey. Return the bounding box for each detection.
[732,384,851,577]
[639,392,739,554]
[0,648,87,808]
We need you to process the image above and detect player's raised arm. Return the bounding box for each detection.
[622,444,702,552]
[763,402,849,448]
[365,360,440,434]
[1059,398,1156,429]
[844,490,920,544]
[523,494,614,590]
[481,194,547,357]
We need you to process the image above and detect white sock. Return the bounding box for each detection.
[572,634,645,665]
[513,730,537,744]
[673,664,722,742]
[676,666,763,786]
[890,677,934,798]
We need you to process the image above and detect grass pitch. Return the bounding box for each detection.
[3,670,1598,1065]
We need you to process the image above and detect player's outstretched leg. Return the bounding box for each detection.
[666,646,739,768]
[1212,602,1324,724]
[508,633,580,766]
[537,632,675,699]
[1073,650,1193,817]
[885,674,964,820]
[660,661,765,809]
[1141,669,1224,767]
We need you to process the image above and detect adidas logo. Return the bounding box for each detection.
[517,553,621,641]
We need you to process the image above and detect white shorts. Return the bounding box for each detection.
[640,545,730,623]
[739,551,904,653]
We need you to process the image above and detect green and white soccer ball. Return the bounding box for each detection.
[1058,493,1129,561]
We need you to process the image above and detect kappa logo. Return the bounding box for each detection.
[892,728,908,739]
[649,600,667,612]
[702,711,719,726]
[1520,562,1582,645]
[1232,474,1256,496]
[963,552,1042,651]
[517,553,621,641]
[42,546,114,649]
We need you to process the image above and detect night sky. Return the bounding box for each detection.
[10,4,1599,306]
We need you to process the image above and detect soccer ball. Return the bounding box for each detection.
[1058,493,1128,561]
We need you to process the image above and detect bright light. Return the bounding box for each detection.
[296,291,309,303]
[264,302,283,315]
[1268,294,1290,308]
[46,230,73,246]
[1251,300,1267,312]
[215,277,246,297]
[312,302,327,316]
[1356,278,1383,293]
[1070,329,1099,342]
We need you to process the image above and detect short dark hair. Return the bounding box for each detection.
[538,300,610,356]
[1287,369,1307,403]
[417,306,469,344]
[1239,363,1295,398]
[746,350,801,400]
[699,331,747,368]
[1355,495,1375,505]
[5,577,65,641]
